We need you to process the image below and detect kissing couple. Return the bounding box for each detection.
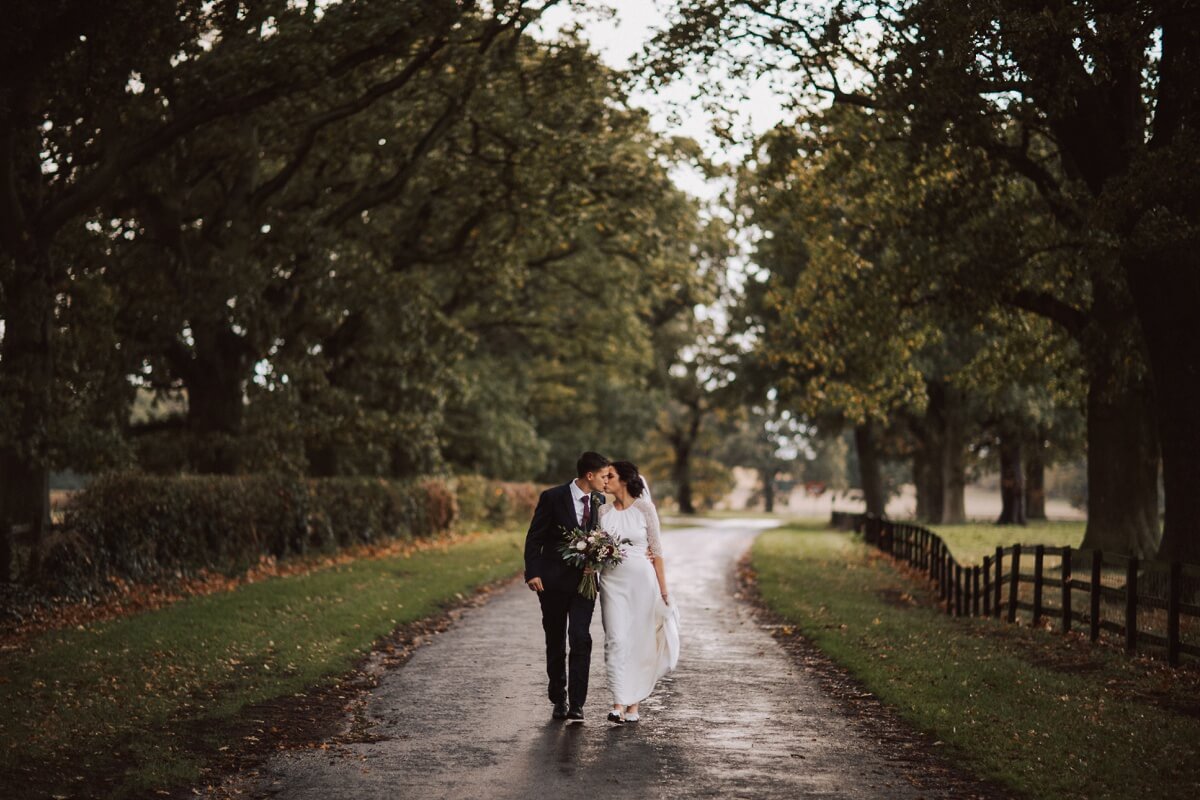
[523,451,680,725]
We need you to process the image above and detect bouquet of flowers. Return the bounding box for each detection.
[558,526,630,600]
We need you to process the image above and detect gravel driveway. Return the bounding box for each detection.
[231,519,1005,799]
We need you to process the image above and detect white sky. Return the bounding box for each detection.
[533,0,791,197]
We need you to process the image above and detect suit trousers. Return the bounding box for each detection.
[537,586,595,707]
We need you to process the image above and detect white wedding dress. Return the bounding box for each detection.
[598,496,680,707]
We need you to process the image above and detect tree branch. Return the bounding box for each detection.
[1008,289,1089,336]
[251,34,452,209]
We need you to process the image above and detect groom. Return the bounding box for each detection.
[524,451,612,721]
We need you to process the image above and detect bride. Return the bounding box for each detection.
[598,460,680,724]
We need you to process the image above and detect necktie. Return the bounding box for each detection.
[581,495,592,529]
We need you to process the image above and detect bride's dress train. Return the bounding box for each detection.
[599,496,679,707]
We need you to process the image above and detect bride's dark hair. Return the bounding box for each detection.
[611,460,645,499]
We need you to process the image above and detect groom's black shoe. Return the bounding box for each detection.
[566,705,584,721]
[552,701,569,720]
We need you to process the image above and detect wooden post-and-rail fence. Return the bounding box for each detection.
[829,511,1200,666]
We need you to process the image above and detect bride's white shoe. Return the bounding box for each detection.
[623,711,640,722]
[607,709,625,724]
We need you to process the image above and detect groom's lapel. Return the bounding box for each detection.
[559,482,577,530]
[588,492,604,531]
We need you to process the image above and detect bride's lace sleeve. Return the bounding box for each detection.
[636,497,664,558]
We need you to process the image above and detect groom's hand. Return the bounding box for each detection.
[526,577,544,592]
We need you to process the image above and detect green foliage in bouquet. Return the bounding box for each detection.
[557,526,631,600]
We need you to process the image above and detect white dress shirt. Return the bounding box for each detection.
[569,479,591,528]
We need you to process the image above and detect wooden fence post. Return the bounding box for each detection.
[1033,545,1045,627]
[965,565,973,616]
[955,564,963,617]
[1125,556,1138,655]
[983,556,992,617]
[1168,561,1181,666]
[1062,545,1072,633]
[973,566,981,616]
[946,557,955,616]
[994,547,1004,618]
[1090,549,1102,642]
[1008,544,1021,624]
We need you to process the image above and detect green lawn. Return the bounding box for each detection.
[752,523,1200,800]
[930,521,1087,565]
[0,530,525,799]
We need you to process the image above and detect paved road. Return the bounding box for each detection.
[236,519,999,799]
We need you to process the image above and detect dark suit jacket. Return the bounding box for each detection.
[524,481,602,594]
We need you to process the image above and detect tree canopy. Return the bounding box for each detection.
[0,1,721,578]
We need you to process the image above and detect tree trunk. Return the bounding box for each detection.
[941,386,968,524]
[672,441,695,514]
[1153,362,1200,564]
[913,447,940,523]
[0,254,55,579]
[913,383,944,523]
[0,452,50,582]
[176,324,251,475]
[912,381,966,524]
[1121,241,1200,563]
[996,432,1025,525]
[854,421,885,517]
[1079,376,1160,558]
[667,397,702,515]
[761,467,776,513]
[1025,441,1047,521]
[1119,0,1200,565]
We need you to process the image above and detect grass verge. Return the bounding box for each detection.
[752,523,1200,800]
[0,530,524,799]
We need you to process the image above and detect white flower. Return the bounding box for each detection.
[575,540,587,551]
[587,535,596,543]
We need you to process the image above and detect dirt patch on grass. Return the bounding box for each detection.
[737,556,1013,800]
[876,587,921,609]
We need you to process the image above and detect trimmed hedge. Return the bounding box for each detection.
[454,475,541,528]
[35,473,533,598]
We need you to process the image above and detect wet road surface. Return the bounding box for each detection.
[235,519,1001,799]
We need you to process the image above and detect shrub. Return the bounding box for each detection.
[454,475,493,526]
[454,476,541,528]
[306,478,393,550]
[419,478,459,536]
[49,474,305,591]
[38,473,464,597]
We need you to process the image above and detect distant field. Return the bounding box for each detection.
[930,521,1087,566]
